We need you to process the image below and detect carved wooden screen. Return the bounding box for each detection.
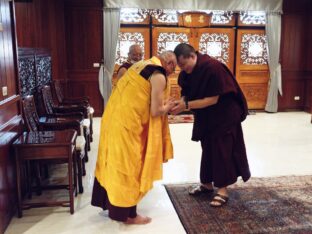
[236,29,269,109]
[120,8,150,25]
[196,28,235,73]
[151,10,178,25]
[210,11,235,26]
[238,11,266,26]
[152,27,192,100]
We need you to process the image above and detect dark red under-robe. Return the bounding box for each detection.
[178,52,250,187]
[117,61,132,74]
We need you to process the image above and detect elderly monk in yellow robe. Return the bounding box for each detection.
[91,51,177,225]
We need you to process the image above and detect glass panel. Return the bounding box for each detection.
[240,33,268,65]
[199,33,230,64]
[116,32,145,65]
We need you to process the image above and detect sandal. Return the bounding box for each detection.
[188,185,214,196]
[210,194,229,207]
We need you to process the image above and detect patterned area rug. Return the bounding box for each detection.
[168,114,194,124]
[165,176,312,234]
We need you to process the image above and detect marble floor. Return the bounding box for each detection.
[5,112,312,234]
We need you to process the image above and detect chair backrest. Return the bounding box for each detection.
[22,95,40,132]
[41,85,56,115]
[52,80,64,104]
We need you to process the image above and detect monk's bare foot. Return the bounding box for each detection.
[124,215,152,225]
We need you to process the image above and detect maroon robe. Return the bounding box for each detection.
[117,61,133,74]
[178,52,250,187]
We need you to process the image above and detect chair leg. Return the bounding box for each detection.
[90,115,93,142]
[84,141,89,163]
[73,152,78,198]
[83,127,91,152]
[83,127,91,153]
[76,151,84,194]
[68,154,74,214]
[87,134,91,151]
[34,162,42,196]
[82,158,86,176]
[26,161,32,199]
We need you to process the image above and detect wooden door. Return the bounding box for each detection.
[152,27,193,100]
[195,28,235,73]
[236,29,269,109]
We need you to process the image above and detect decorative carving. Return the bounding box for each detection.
[211,11,233,24]
[18,57,36,97]
[35,56,52,88]
[41,86,55,114]
[157,33,189,54]
[199,33,230,64]
[116,32,145,65]
[151,9,178,23]
[120,8,149,23]
[22,96,40,132]
[240,34,268,65]
[240,84,267,104]
[240,11,266,25]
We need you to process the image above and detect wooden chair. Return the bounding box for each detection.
[52,80,89,105]
[51,80,94,141]
[22,95,86,194]
[40,85,91,154]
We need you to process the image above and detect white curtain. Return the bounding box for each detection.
[265,13,282,112]
[99,8,120,108]
[104,0,282,12]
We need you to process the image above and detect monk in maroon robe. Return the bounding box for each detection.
[172,43,250,207]
[116,44,143,80]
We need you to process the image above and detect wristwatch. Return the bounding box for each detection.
[184,96,189,110]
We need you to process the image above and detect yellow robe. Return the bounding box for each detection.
[95,56,173,207]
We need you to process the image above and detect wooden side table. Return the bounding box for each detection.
[13,130,77,217]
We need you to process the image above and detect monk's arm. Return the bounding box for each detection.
[117,67,127,80]
[188,96,219,109]
[150,73,174,117]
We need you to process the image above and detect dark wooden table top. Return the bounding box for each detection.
[13,130,77,147]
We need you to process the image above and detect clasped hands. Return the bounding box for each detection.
[164,97,186,115]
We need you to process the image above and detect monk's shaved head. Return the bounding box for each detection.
[128,44,143,63]
[158,51,177,76]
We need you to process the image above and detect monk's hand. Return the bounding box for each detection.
[164,97,176,113]
[170,99,186,115]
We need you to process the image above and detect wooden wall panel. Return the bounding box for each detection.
[14,0,67,81]
[15,0,104,116]
[64,0,103,116]
[0,0,23,233]
[304,12,312,113]
[279,0,311,111]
